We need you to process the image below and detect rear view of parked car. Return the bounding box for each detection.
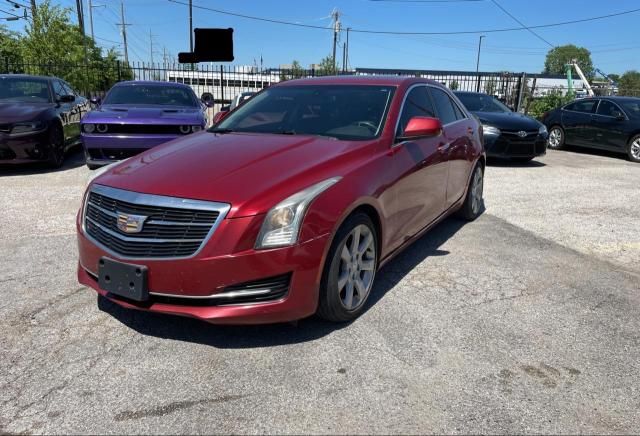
[455,91,548,163]
[81,81,208,169]
[0,74,88,167]
[542,96,640,163]
[77,76,485,325]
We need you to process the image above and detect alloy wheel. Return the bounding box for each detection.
[631,138,640,160]
[471,168,484,215]
[337,224,376,311]
[548,128,562,149]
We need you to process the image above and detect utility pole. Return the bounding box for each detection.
[331,9,341,74]
[342,42,346,74]
[475,35,485,92]
[149,29,154,65]
[345,27,350,72]
[189,0,193,52]
[29,0,36,17]
[88,0,105,40]
[75,0,84,34]
[117,1,130,65]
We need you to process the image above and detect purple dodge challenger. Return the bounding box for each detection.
[81,81,209,169]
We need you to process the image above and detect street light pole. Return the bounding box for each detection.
[476,35,485,92]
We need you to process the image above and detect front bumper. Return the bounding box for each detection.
[0,129,50,164]
[484,133,548,158]
[77,213,331,325]
[81,133,180,166]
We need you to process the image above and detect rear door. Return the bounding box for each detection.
[52,80,74,143]
[387,85,448,246]
[428,86,474,208]
[591,99,628,150]
[561,99,598,146]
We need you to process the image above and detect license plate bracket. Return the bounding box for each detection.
[98,257,148,302]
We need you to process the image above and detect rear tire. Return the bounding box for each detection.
[317,213,378,322]
[457,164,484,221]
[626,134,640,163]
[46,123,65,168]
[547,125,565,150]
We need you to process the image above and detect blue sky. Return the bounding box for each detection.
[5,0,640,74]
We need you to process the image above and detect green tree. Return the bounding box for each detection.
[0,25,23,66]
[527,89,573,119]
[543,45,594,78]
[449,80,459,90]
[280,60,305,81]
[618,70,640,97]
[317,55,338,76]
[484,77,497,95]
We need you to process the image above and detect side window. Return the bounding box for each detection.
[429,87,458,125]
[596,100,621,117]
[451,99,466,120]
[63,81,78,96]
[52,80,65,100]
[397,86,436,135]
[566,100,597,113]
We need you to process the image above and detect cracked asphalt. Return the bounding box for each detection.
[1,147,639,434]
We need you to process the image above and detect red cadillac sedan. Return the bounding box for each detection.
[77,76,485,324]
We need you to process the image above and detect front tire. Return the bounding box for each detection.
[317,213,378,322]
[458,164,484,221]
[627,135,640,163]
[46,123,65,168]
[547,125,565,150]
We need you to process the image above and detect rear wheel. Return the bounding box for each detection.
[457,164,484,221]
[317,213,378,322]
[547,126,565,150]
[627,135,640,163]
[46,123,65,168]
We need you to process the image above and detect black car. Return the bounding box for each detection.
[455,91,548,162]
[0,74,88,167]
[541,96,640,163]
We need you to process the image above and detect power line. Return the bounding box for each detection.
[369,0,483,2]
[489,0,554,48]
[167,0,640,36]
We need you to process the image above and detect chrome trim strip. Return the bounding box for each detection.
[150,288,273,300]
[145,219,211,227]
[82,184,231,260]
[87,201,119,218]
[86,217,204,243]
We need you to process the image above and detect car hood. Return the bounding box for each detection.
[473,111,542,131]
[0,101,52,124]
[94,132,360,218]
[82,105,203,124]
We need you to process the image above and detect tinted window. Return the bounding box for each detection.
[596,100,622,117]
[104,85,198,106]
[397,86,436,135]
[430,87,459,124]
[565,100,597,113]
[455,92,510,113]
[620,100,640,119]
[0,77,51,102]
[216,85,395,141]
[53,80,66,100]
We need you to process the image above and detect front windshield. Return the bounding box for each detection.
[214,85,396,141]
[456,93,511,113]
[621,100,640,119]
[103,84,198,106]
[0,77,51,103]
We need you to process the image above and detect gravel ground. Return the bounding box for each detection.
[0,147,639,434]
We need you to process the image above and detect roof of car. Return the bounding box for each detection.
[113,80,192,88]
[275,75,441,87]
[0,74,54,81]
[601,96,640,102]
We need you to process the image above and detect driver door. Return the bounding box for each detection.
[386,85,448,249]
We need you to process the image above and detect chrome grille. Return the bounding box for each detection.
[83,185,230,259]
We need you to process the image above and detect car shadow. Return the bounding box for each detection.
[0,146,85,176]
[560,144,631,162]
[98,217,467,349]
[487,157,547,168]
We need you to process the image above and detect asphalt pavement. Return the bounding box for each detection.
[0,147,638,434]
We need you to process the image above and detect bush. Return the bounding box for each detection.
[527,90,573,119]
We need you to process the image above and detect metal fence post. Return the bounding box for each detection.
[476,73,481,93]
[220,65,225,103]
[515,73,526,112]
[117,60,122,81]
[3,58,8,74]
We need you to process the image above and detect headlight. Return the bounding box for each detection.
[82,123,95,133]
[256,177,341,249]
[538,124,548,135]
[11,121,44,134]
[483,125,501,136]
[179,125,191,134]
[96,124,108,133]
[191,125,203,132]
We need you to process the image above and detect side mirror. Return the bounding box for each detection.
[212,110,230,124]
[90,96,101,106]
[59,94,75,103]
[203,100,214,108]
[399,116,443,140]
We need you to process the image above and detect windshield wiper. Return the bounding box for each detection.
[209,128,234,134]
